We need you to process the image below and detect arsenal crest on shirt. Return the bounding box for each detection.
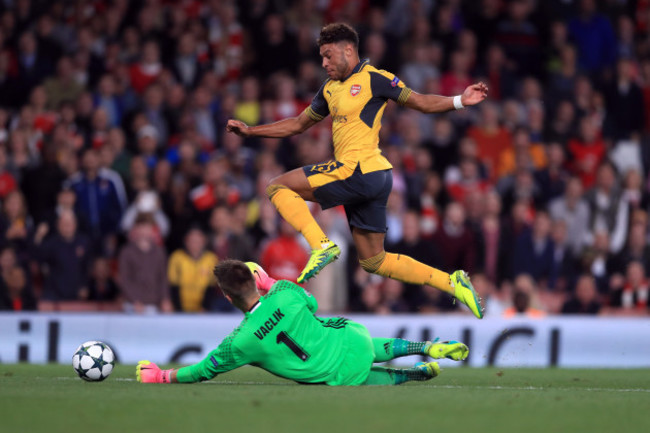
[350,84,361,96]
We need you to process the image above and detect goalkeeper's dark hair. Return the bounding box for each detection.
[317,23,359,48]
[213,260,256,305]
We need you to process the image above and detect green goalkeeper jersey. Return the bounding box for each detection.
[176,280,373,386]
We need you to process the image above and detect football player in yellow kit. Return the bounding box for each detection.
[226,23,487,318]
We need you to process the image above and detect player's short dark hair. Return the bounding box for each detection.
[213,260,256,305]
[317,23,359,48]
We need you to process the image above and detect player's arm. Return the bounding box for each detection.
[403,82,488,114]
[227,80,330,139]
[137,335,246,384]
[226,110,319,138]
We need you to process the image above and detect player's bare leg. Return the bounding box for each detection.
[266,169,340,283]
[353,228,484,318]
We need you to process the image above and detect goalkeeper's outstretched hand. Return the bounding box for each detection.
[136,360,174,383]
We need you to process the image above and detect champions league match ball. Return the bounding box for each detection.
[72,341,115,382]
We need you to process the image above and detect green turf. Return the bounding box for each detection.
[1,364,649,433]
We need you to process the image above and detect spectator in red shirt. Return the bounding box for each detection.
[467,102,512,179]
[568,116,606,189]
[260,219,309,282]
[129,40,162,95]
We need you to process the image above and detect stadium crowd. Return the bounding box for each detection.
[0,0,649,317]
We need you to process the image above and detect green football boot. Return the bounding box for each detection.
[450,270,484,319]
[424,338,469,361]
[414,362,441,380]
[297,244,341,283]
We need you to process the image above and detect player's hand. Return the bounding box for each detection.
[226,119,251,137]
[136,360,173,383]
[245,262,276,295]
[461,82,488,106]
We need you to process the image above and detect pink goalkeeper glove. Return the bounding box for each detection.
[136,360,173,383]
[245,262,276,295]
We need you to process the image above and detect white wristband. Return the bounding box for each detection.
[453,95,464,110]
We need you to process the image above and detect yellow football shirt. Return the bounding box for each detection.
[304,59,412,174]
[168,249,218,312]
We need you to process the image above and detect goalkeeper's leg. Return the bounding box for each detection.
[362,363,440,385]
[372,338,469,362]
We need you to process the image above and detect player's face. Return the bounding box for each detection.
[319,43,349,81]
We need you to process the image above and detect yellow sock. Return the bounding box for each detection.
[267,185,330,250]
[362,252,454,295]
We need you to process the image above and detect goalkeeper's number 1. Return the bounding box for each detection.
[276,331,310,361]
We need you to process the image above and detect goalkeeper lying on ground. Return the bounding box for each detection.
[137,260,469,386]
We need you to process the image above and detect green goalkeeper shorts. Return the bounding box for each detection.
[328,321,374,386]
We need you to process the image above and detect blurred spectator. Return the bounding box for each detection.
[548,218,577,292]
[495,0,541,77]
[476,191,511,285]
[172,32,207,90]
[604,58,645,139]
[20,141,66,224]
[612,222,650,275]
[496,126,547,179]
[168,227,219,312]
[511,210,555,283]
[87,256,118,302]
[583,162,628,254]
[35,210,91,302]
[93,74,124,128]
[260,219,309,282]
[549,176,591,255]
[120,190,170,240]
[568,117,606,188]
[381,279,410,313]
[0,265,36,311]
[568,0,617,77]
[609,260,649,312]
[65,148,127,252]
[14,31,53,107]
[561,274,601,314]
[43,56,83,110]
[129,40,162,94]
[502,274,546,318]
[117,216,171,314]
[467,102,512,179]
[580,229,617,294]
[433,202,476,274]
[0,190,34,264]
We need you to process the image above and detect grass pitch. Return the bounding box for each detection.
[1,364,649,433]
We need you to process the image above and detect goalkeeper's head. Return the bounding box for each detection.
[213,260,259,311]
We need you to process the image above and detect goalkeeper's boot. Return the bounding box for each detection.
[297,243,341,283]
[424,338,469,361]
[414,361,440,380]
[450,270,484,319]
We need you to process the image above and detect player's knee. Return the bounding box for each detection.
[359,251,386,273]
[265,183,287,199]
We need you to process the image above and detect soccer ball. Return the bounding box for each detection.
[72,341,115,381]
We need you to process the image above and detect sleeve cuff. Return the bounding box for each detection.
[304,106,325,122]
[397,87,412,106]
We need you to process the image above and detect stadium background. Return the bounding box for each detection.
[0,0,650,366]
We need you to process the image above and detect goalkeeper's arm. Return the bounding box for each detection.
[137,359,226,384]
[137,338,245,383]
